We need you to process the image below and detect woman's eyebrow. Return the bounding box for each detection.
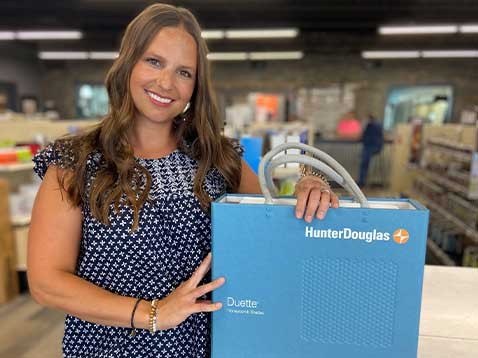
[144,52,196,72]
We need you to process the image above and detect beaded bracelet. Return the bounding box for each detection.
[130,297,143,337]
[149,299,159,334]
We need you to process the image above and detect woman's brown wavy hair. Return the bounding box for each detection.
[58,3,242,230]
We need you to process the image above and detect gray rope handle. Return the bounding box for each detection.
[258,142,369,207]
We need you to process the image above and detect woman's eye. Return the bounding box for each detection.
[179,70,192,78]
[146,58,161,67]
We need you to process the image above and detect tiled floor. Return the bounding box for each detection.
[0,294,64,358]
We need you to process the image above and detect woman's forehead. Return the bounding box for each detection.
[144,26,198,69]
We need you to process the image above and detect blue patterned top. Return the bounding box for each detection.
[33,141,235,358]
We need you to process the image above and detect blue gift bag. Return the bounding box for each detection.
[211,143,428,358]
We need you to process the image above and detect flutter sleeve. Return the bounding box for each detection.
[32,139,76,179]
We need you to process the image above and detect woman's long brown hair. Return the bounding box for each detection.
[57,4,242,230]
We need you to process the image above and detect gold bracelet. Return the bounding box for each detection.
[299,163,330,187]
[149,299,158,334]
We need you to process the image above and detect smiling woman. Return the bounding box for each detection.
[129,26,197,132]
[26,3,335,358]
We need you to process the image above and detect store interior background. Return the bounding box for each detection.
[1,1,478,356]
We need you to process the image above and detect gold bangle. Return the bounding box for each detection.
[149,299,158,334]
[299,163,330,187]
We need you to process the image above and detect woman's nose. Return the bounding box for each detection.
[156,70,174,90]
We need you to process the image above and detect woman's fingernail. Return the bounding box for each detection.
[296,211,302,219]
[317,211,325,219]
[306,215,313,222]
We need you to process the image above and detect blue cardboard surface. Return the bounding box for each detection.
[211,195,428,358]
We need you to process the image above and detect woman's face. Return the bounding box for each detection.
[129,26,197,127]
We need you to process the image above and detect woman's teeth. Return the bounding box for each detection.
[146,91,173,104]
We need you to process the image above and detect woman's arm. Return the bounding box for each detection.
[28,165,223,331]
[237,159,262,194]
[27,165,151,329]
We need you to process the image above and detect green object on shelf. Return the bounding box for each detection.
[16,148,32,163]
[0,139,15,148]
[278,179,296,196]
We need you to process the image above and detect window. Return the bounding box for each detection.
[75,83,108,118]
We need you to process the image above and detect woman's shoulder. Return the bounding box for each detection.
[32,137,102,180]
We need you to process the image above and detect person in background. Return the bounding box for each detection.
[336,110,362,140]
[358,114,384,187]
[27,4,338,358]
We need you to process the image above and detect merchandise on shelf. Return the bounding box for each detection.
[405,123,478,267]
[463,246,478,267]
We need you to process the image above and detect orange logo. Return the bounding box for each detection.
[393,229,409,244]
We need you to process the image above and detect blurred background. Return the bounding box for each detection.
[0,0,478,356]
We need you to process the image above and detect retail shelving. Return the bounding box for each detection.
[404,189,460,266]
[426,238,457,266]
[405,189,478,245]
[272,167,299,179]
[0,162,34,173]
[11,215,31,226]
[427,138,474,153]
[404,124,478,267]
[415,167,469,197]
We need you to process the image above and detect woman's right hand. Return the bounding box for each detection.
[155,253,225,330]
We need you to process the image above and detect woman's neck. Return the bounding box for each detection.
[129,121,178,159]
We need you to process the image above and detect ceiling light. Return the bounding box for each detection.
[201,30,225,39]
[17,31,83,40]
[89,51,119,60]
[207,52,248,61]
[362,51,420,59]
[459,25,478,33]
[225,28,299,39]
[0,31,15,40]
[249,51,304,60]
[39,51,88,60]
[378,25,457,35]
[421,50,478,58]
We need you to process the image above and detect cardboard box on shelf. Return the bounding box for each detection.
[0,253,19,304]
[0,179,15,256]
[0,179,20,303]
[13,226,29,271]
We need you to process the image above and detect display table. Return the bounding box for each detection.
[419,265,478,357]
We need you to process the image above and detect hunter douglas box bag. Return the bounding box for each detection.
[211,143,429,358]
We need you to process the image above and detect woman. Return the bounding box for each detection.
[28,3,338,357]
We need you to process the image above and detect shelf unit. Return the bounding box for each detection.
[11,215,31,227]
[426,239,457,266]
[0,162,34,173]
[406,188,478,242]
[272,167,299,180]
[405,124,478,267]
[404,190,460,266]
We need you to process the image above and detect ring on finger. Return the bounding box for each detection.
[320,188,330,194]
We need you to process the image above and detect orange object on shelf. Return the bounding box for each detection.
[0,151,18,164]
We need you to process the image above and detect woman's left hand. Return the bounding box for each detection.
[294,176,339,223]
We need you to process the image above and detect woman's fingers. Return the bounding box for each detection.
[330,192,340,208]
[303,188,322,222]
[295,188,308,219]
[192,277,225,298]
[315,189,332,220]
[192,300,223,313]
[188,252,212,287]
